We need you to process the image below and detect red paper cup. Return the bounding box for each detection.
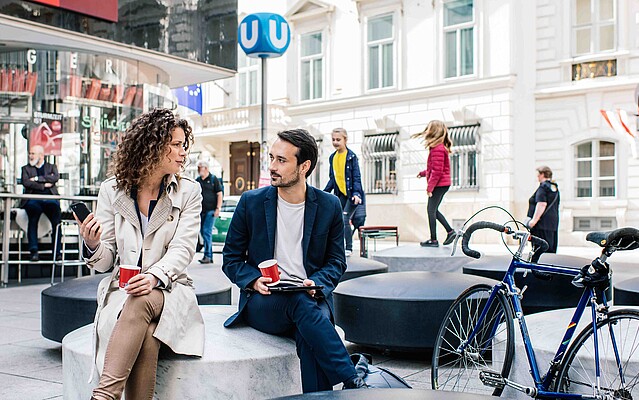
[119,265,141,291]
[258,259,280,286]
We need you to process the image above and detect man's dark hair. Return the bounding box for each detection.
[277,129,318,178]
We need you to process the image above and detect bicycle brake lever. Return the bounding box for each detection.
[450,229,463,257]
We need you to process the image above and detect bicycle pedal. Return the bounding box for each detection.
[479,370,506,389]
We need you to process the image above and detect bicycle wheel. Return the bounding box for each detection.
[432,283,515,396]
[555,310,639,399]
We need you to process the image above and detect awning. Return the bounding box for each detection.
[0,14,235,88]
[362,131,399,160]
[449,123,480,152]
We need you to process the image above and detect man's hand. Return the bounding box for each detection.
[214,208,220,218]
[29,176,37,181]
[44,183,53,188]
[251,276,272,295]
[303,279,317,297]
[76,213,102,250]
[126,273,159,296]
[352,195,362,205]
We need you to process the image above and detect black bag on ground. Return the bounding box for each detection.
[350,353,412,389]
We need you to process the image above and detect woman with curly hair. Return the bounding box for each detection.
[74,108,204,400]
[413,120,457,247]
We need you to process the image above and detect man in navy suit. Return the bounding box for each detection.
[223,129,366,393]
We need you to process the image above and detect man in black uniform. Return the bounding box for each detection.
[526,165,560,262]
[196,160,223,263]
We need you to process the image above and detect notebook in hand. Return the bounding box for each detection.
[269,283,324,292]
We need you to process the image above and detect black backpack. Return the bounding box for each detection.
[350,353,412,389]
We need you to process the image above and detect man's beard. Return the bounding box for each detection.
[271,168,301,188]
[28,159,37,166]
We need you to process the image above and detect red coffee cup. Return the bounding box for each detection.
[119,264,141,291]
[258,259,280,286]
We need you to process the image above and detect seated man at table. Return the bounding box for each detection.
[223,129,366,393]
[20,145,61,261]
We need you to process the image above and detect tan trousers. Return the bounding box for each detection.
[92,289,165,400]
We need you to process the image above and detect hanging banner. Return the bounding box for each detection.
[27,0,118,22]
[30,111,63,156]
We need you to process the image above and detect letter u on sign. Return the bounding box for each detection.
[238,13,290,58]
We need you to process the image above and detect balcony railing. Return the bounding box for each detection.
[201,105,290,132]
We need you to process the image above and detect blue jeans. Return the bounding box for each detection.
[23,199,61,256]
[200,210,217,259]
[337,192,358,251]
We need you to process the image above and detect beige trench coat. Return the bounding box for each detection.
[85,175,204,376]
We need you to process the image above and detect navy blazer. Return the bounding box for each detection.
[222,185,346,327]
[323,148,363,204]
[20,162,60,207]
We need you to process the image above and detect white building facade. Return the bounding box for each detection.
[192,0,639,245]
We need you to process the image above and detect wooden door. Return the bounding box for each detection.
[229,141,260,195]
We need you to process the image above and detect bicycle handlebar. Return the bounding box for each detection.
[461,221,550,259]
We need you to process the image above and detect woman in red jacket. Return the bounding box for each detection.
[414,120,457,247]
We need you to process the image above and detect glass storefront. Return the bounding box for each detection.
[0,48,175,195]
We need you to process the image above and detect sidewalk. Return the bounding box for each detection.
[0,240,634,399]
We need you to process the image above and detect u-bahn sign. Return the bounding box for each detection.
[238,13,290,58]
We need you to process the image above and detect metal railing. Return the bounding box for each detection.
[0,193,98,286]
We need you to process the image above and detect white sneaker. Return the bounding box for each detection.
[345,250,352,257]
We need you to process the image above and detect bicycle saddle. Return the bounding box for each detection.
[586,227,639,250]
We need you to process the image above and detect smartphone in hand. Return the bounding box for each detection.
[70,202,91,223]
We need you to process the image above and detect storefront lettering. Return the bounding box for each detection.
[70,53,78,69]
[80,113,131,132]
[27,49,37,65]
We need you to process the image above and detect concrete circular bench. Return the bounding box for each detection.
[272,388,494,399]
[462,253,604,314]
[42,265,232,342]
[370,244,473,273]
[502,306,639,400]
[614,276,639,305]
[341,256,388,282]
[62,305,303,400]
[333,271,498,351]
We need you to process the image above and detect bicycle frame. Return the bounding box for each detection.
[459,256,617,399]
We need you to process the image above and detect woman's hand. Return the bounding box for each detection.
[75,213,102,250]
[126,273,159,296]
[427,192,433,197]
[416,173,423,178]
[352,195,362,205]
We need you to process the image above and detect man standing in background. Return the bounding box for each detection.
[196,160,223,263]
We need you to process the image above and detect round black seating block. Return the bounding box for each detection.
[42,267,232,342]
[273,388,494,399]
[614,277,639,306]
[333,271,498,351]
[462,253,609,315]
[341,256,388,282]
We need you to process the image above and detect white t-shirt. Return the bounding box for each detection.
[274,195,306,284]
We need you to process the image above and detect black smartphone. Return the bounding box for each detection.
[70,202,91,223]
[269,285,324,292]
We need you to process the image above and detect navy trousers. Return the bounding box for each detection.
[244,292,357,393]
[22,199,61,256]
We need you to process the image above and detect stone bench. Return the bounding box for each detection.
[462,253,612,314]
[333,271,498,351]
[42,264,232,342]
[614,276,639,305]
[370,244,474,273]
[340,256,388,282]
[273,388,494,399]
[62,305,304,400]
[502,306,639,400]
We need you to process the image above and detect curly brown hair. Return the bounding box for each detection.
[109,108,193,193]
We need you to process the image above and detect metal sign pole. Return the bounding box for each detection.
[261,56,267,161]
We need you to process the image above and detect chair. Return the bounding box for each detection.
[51,212,85,285]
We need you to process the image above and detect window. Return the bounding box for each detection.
[449,123,480,189]
[575,140,616,198]
[237,50,259,106]
[300,32,323,101]
[573,0,616,56]
[362,132,399,194]
[444,0,475,78]
[367,14,395,90]
[573,217,617,231]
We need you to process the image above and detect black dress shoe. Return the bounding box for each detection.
[30,253,39,262]
[198,256,212,264]
[343,376,368,389]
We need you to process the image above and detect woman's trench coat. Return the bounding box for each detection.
[85,174,205,376]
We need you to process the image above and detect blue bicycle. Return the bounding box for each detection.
[431,221,639,399]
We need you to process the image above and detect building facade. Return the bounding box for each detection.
[194,0,637,244]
